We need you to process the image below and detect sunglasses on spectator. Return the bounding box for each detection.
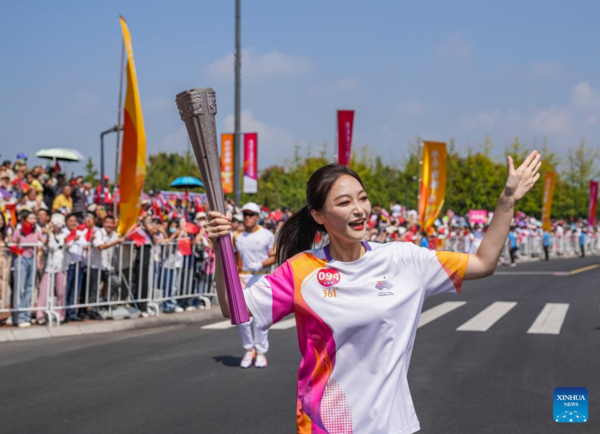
[243,212,258,218]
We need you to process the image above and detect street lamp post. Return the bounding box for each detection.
[233,0,242,207]
[100,125,123,206]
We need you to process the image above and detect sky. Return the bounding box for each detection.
[2,0,600,179]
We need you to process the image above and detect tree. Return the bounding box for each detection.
[84,157,98,185]
[145,151,202,192]
[563,140,600,218]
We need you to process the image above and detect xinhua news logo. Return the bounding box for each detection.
[553,387,588,423]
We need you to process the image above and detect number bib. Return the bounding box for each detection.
[316,269,341,287]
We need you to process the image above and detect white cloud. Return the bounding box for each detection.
[398,100,427,117]
[570,81,600,107]
[160,126,188,152]
[223,110,296,168]
[208,47,313,81]
[458,81,600,144]
[145,98,174,113]
[528,61,565,80]
[307,76,361,98]
[436,34,474,60]
[333,76,360,92]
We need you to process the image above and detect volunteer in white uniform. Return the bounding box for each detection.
[207,151,542,433]
[234,202,276,369]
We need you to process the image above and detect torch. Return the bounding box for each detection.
[175,88,249,325]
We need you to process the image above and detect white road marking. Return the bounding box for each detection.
[457,301,518,332]
[418,301,467,328]
[527,303,570,335]
[202,320,235,330]
[271,318,297,330]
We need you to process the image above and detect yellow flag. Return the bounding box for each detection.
[418,141,447,230]
[118,16,146,235]
[541,172,556,232]
[221,134,234,194]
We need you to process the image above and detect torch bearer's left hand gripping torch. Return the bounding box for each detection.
[175,88,249,325]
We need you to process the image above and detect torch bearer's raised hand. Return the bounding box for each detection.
[504,150,542,203]
[206,211,233,242]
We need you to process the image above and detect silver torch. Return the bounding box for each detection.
[175,88,249,325]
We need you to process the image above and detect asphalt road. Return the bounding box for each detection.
[0,256,599,434]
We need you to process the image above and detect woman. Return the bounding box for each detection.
[36,214,69,324]
[11,210,44,327]
[208,151,541,433]
[158,219,184,313]
[0,213,11,324]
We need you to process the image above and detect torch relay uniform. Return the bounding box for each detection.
[234,225,275,358]
[243,241,469,434]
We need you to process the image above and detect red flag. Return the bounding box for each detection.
[128,225,151,247]
[185,222,199,235]
[178,238,192,256]
[243,133,258,193]
[9,245,24,256]
[589,181,598,225]
[66,230,78,244]
[84,227,95,243]
[128,231,146,247]
[337,110,354,166]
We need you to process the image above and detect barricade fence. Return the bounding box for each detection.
[0,241,218,328]
[0,233,596,328]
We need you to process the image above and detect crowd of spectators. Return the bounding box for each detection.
[0,156,597,329]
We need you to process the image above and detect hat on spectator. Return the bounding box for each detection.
[86,203,98,213]
[241,202,260,214]
[195,211,207,220]
[51,213,65,228]
[233,213,243,223]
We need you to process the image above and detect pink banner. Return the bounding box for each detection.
[337,110,354,166]
[589,181,598,225]
[468,209,488,225]
[243,133,258,194]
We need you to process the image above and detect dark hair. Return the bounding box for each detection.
[275,164,365,265]
[103,215,115,223]
[19,210,32,221]
[65,213,78,221]
[0,213,6,242]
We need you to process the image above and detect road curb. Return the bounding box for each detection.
[0,307,224,343]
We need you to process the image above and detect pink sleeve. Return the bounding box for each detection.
[243,260,295,330]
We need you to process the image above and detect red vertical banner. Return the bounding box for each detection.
[589,181,598,225]
[337,110,354,166]
[243,133,258,194]
[221,134,234,194]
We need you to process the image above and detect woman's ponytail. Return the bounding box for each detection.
[275,205,323,265]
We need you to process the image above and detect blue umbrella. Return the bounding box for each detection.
[170,176,204,189]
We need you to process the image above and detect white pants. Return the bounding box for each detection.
[236,273,269,354]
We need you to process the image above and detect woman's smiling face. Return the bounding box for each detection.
[311,174,371,244]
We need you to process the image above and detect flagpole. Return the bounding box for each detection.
[114,33,126,218]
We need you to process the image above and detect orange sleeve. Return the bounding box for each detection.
[435,251,469,294]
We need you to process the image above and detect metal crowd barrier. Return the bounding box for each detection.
[0,240,218,328]
[1,230,597,329]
